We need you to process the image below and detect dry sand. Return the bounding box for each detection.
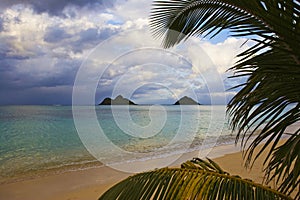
[0,140,290,200]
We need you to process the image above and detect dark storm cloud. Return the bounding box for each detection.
[0,58,80,90]
[0,87,73,105]
[0,18,4,32]
[0,61,21,90]
[0,0,118,16]
[35,59,80,88]
[0,33,80,105]
[0,0,119,105]
[72,27,118,53]
[136,84,166,92]
[0,36,17,58]
[44,27,71,43]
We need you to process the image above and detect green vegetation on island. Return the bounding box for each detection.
[173,96,200,105]
[98,95,136,105]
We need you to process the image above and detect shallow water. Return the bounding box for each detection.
[0,105,235,183]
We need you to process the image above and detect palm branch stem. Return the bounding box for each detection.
[178,168,291,199]
[100,160,293,200]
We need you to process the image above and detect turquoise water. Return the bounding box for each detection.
[0,105,235,183]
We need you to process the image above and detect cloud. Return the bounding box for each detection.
[0,17,3,32]
[71,27,119,52]
[44,26,71,43]
[110,0,152,21]
[0,0,251,105]
[0,56,80,90]
[182,37,250,74]
[81,30,211,104]
[0,0,115,16]
[91,30,251,105]
[0,86,73,105]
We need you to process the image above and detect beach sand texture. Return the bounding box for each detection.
[1,140,295,200]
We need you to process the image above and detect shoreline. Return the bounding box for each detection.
[0,160,102,185]
[2,134,298,200]
[0,135,239,185]
[0,141,260,200]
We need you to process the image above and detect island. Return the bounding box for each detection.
[98,95,136,105]
[173,96,201,105]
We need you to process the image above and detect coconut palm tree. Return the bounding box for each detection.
[99,0,300,199]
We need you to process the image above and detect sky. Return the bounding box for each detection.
[0,0,252,105]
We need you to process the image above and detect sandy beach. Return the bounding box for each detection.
[0,140,289,200]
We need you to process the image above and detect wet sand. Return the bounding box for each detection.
[0,139,291,200]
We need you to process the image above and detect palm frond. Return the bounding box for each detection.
[228,40,300,197]
[149,0,300,197]
[150,0,266,48]
[150,0,300,55]
[99,158,292,200]
[266,133,300,199]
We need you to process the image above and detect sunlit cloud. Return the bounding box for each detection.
[0,0,250,105]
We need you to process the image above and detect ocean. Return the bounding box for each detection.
[0,105,236,183]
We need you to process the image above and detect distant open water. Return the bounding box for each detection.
[0,105,236,183]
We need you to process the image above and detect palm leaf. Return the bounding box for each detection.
[266,133,300,199]
[99,158,292,200]
[150,0,265,48]
[150,0,300,52]
[228,39,300,197]
[149,0,300,197]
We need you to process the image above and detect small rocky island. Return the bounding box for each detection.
[99,95,136,105]
[173,96,200,105]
